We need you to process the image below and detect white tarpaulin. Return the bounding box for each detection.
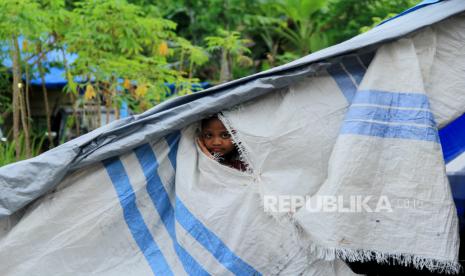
[1,2,465,276]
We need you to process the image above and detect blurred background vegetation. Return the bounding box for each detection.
[0,0,420,165]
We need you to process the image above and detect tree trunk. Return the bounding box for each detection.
[25,59,32,134]
[96,87,102,129]
[219,49,232,83]
[10,37,22,158]
[18,83,31,157]
[114,98,120,120]
[227,52,233,80]
[176,50,185,95]
[14,38,31,157]
[70,93,80,137]
[111,86,119,121]
[188,59,194,80]
[37,42,54,148]
[270,43,279,68]
[61,47,80,137]
[105,90,111,125]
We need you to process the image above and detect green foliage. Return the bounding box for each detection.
[176,37,209,78]
[67,1,174,77]
[0,0,48,40]
[121,0,422,78]
[0,139,15,166]
[0,132,45,166]
[359,13,398,33]
[319,0,421,46]
[0,70,11,122]
[205,30,253,81]
[276,52,301,65]
[64,0,200,110]
[270,0,328,55]
[157,0,260,43]
[205,30,252,61]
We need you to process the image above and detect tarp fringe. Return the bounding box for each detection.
[306,242,462,274]
[253,199,462,275]
[218,113,255,176]
[218,112,462,275]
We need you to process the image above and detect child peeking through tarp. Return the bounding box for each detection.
[197,115,248,172]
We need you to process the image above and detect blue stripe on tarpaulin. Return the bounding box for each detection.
[165,131,181,169]
[341,90,439,142]
[327,63,357,103]
[439,112,465,163]
[346,107,435,126]
[341,121,439,142]
[328,55,370,103]
[134,144,209,276]
[164,136,262,276]
[352,90,431,110]
[136,142,261,275]
[341,56,366,85]
[103,157,173,276]
[174,197,261,276]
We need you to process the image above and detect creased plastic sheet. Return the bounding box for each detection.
[1,1,465,219]
[1,6,465,276]
[218,16,465,274]
[0,132,357,275]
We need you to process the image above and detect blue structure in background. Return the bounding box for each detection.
[1,38,78,89]
[1,38,210,119]
[120,101,129,119]
[439,113,465,163]
[439,113,465,230]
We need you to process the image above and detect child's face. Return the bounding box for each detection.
[201,118,235,156]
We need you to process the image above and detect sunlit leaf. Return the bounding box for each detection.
[84,84,96,100]
[123,78,131,89]
[158,41,169,56]
[135,83,148,98]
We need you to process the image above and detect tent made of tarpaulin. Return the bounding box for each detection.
[1,0,465,275]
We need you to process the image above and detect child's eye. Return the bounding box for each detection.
[203,133,212,139]
[221,132,231,139]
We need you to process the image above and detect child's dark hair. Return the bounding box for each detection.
[201,115,219,129]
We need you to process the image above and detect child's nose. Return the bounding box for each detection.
[212,137,222,145]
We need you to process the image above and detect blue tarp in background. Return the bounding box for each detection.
[1,38,211,119]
